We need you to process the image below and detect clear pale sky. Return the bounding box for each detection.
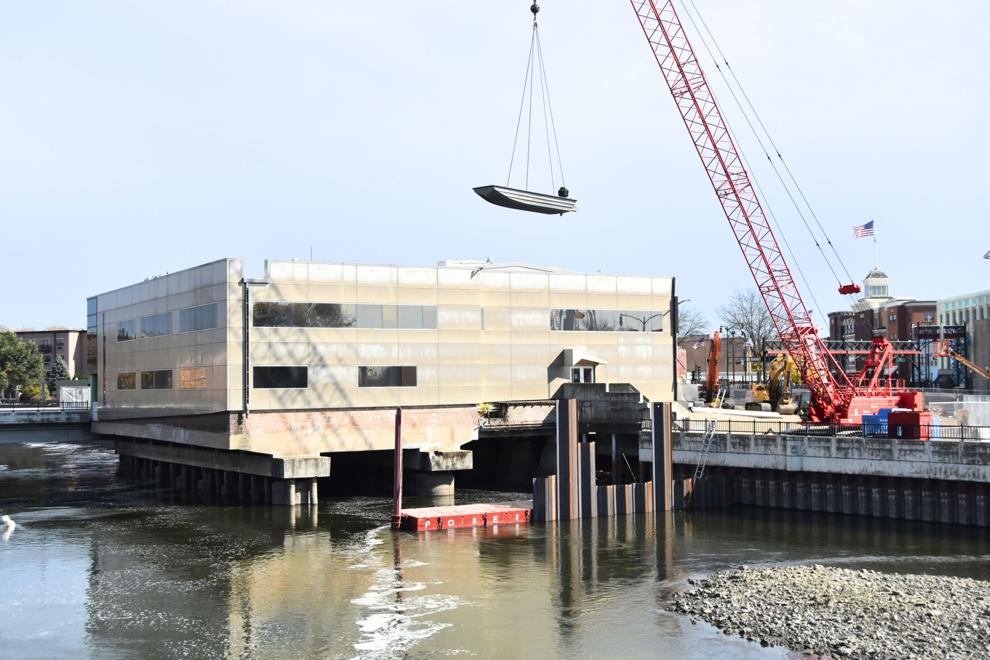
[1,1,987,331]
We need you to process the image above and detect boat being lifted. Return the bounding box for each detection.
[474,3,576,216]
[473,184,576,215]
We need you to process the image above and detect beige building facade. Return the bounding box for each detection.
[90,258,675,470]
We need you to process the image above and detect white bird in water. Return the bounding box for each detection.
[2,515,15,539]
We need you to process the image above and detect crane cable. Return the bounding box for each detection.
[672,4,826,320]
[506,3,567,193]
[679,0,856,288]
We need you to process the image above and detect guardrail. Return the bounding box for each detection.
[0,400,90,411]
[676,418,990,441]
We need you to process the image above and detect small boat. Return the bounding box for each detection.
[474,185,577,215]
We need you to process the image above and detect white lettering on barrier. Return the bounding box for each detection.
[424,520,431,529]
[446,518,455,527]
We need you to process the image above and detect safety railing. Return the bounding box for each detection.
[675,418,990,441]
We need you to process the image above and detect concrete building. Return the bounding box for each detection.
[15,329,88,386]
[938,289,990,390]
[89,258,676,504]
[938,289,990,329]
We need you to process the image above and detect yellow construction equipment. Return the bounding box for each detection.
[752,354,802,414]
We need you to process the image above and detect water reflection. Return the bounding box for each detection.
[3,436,990,659]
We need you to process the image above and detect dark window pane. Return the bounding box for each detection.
[551,308,664,332]
[117,320,136,341]
[253,302,356,328]
[141,312,172,338]
[253,366,308,389]
[310,303,355,328]
[358,366,417,388]
[140,369,172,389]
[117,372,136,390]
[180,303,218,332]
[87,297,97,315]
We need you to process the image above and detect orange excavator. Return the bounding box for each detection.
[704,330,721,406]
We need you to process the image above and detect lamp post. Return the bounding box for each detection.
[619,298,690,333]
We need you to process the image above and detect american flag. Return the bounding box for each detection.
[984,249,990,260]
[692,337,706,349]
[853,220,875,238]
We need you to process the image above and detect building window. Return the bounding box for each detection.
[117,372,136,390]
[550,309,664,332]
[252,302,437,329]
[179,303,218,333]
[117,320,137,342]
[889,314,896,322]
[358,366,417,387]
[253,366,308,389]
[55,337,65,350]
[179,367,208,390]
[141,312,172,338]
[140,370,173,390]
[253,302,357,328]
[571,367,595,383]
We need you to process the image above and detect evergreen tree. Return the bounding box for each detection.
[51,355,70,382]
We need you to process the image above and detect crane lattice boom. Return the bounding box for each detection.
[629,0,858,420]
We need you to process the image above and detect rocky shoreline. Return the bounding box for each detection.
[669,565,990,659]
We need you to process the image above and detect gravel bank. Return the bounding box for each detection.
[670,565,990,659]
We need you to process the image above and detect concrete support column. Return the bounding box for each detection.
[416,472,455,497]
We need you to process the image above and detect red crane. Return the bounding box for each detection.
[628,0,918,422]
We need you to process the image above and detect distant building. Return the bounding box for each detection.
[827,311,854,341]
[937,288,990,390]
[15,329,88,386]
[938,289,990,329]
[850,267,893,340]
[879,299,936,341]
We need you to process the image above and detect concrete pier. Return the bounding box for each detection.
[114,437,329,506]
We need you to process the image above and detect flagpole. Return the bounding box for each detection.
[873,222,878,268]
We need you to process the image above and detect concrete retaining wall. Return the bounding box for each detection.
[673,433,990,482]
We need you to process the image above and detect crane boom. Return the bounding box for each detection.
[936,341,990,381]
[629,0,856,420]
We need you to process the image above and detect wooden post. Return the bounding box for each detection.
[391,407,403,529]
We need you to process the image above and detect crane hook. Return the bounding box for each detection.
[531,3,539,17]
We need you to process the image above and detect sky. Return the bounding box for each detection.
[1,0,987,331]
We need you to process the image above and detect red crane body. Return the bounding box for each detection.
[628,0,915,422]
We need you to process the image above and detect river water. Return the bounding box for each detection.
[2,435,990,659]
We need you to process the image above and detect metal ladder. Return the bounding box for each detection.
[711,388,726,409]
[692,420,718,483]
[685,420,717,508]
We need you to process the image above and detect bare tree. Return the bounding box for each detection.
[717,289,775,353]
[675,304,707,343]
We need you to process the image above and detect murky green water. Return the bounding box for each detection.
[2,434,989,659]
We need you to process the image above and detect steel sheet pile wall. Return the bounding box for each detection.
[533,400,672,521]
